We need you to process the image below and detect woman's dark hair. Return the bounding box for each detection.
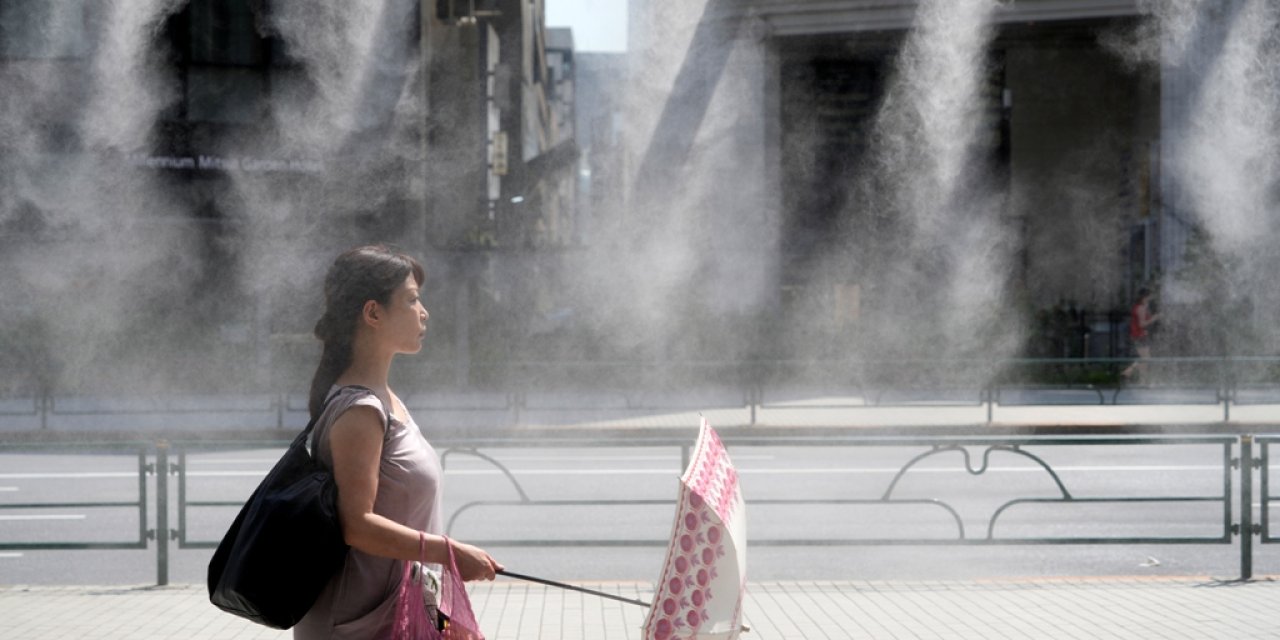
[308,245,425,419]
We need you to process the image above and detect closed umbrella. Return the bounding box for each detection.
[643,417,747,639]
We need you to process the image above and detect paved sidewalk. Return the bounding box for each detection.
[3,576,1278,639]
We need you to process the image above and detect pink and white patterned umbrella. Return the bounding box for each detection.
[643,418,747,640]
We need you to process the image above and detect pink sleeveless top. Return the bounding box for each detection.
[293,386,443,639]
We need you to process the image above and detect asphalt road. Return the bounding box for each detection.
[2,441,1276,585]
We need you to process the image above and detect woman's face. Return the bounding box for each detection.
[382,273,429,354]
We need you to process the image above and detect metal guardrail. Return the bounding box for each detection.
[437,436,1238,545]
[0,443,158,579]
[1256,437,1280,547]
[6,356,1280,429]
[170,433,1267,582]
[4,430,1279,585]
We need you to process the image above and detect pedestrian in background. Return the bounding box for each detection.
[1121,288,1159,382]
[294,245,501,639]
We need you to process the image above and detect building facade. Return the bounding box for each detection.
[0,0,1272,396]
[600,0,1270,360]
[0,0,579,392]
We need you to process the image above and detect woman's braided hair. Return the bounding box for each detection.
[308,245,425,419]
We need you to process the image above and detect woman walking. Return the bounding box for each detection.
[294,245,501,639]
[1121,288,1159,382]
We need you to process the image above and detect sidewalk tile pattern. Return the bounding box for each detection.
[2,577,1278,639]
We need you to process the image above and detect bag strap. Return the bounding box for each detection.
[303,386,349,434]
[304,384,382,455]
[441,535,466,584]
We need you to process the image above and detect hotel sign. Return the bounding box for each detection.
[126,154,324,174]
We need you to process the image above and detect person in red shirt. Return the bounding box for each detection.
[1121,288,1159,381]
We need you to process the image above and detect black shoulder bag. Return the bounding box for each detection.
[207,388,363,629]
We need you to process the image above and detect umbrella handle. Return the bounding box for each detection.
[496,569,652,608]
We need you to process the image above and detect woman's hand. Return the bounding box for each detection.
[450,540,502,581]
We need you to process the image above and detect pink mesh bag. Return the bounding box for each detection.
[436,536,484,639]
[392,533,484,640]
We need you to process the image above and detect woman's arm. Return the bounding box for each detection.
[1140,308,1158,328]
[328,406,501,580]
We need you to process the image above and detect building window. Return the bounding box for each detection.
[176,0,270,124]
[187,66,267,123]
[187,0,264,66]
